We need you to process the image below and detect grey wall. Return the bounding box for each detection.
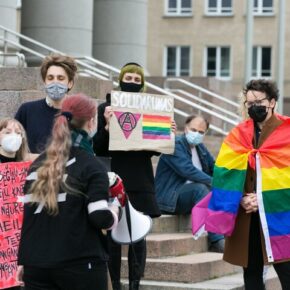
[93,0,148,69]
[0,0,19,50]
[21,0,94,57]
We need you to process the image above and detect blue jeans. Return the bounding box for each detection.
[175,182,223,243]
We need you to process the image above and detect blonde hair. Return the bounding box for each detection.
[29,94,97,215]
[0,118,30,161]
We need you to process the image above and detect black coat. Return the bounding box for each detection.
[93,94,161,217]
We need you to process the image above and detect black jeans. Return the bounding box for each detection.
[108,232,146,282]
[243,212,290,290]
[23,262,108,290]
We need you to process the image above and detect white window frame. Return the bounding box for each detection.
[251,46,272,78]
[204,46,231,80]
[165,0,193,16]
[205,0,233,16]
[163,46,191,76]
[253,0,273,15]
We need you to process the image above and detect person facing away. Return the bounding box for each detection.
[93,62,162,290]
[155,115,225,253]
[219,79,290,290]
[17,94,120,290]
[0,118,35,290]
[15,53,77,153]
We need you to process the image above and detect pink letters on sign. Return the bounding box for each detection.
[0,161,31,289]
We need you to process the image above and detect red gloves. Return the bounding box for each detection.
[108,172,127,207]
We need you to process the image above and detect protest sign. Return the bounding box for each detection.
[0,161,31,289]
[109,91,175,154]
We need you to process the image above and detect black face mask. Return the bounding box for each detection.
[248,105,268,123]
[120,81,143,92]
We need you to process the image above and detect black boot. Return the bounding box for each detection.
[111,280,121,290]
[129,280,140,290]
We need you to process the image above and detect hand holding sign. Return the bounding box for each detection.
[109,91,175,154]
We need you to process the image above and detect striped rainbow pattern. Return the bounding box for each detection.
[142,114,171,140]
[206,121,252,236]
[206,116,290,262]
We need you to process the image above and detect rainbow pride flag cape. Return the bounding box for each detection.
[192,115,290,262]
[142,114,171,140]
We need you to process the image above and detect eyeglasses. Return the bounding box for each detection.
[189,128,206,135]
[244,97,268,108]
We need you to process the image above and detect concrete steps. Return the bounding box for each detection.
[121,266,280,290]
[146,233,207,258]
[121,252,238,284]
[120,214,281,290]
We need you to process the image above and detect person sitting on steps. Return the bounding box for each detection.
[155,115,225,253]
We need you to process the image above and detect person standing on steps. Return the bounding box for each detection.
[0,118,36,290]
[94,62,176,290]
[17,94,120,290]
[206,79,290,290]
[15,53,77,153]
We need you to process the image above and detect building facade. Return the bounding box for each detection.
[147,0,290,99]
[1,0,290,110]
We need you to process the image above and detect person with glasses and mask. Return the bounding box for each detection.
[15,54,77,153]
[155,115,224,252]
[206,79,290,290]
[94,62,175,290]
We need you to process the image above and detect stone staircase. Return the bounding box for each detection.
[120,215,281,290]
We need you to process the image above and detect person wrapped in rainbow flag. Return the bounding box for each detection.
[192,79,290,289]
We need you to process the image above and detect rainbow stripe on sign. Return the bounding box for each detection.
[142,114,171,140]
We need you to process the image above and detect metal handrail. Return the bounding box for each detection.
[164,77,239,108]
[173,107,229,135]
[171,89,240,120]
[0,51,26,67]
[0,24,237,135]
[0,25,119,81]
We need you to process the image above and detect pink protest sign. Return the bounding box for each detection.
[0,161,31,289]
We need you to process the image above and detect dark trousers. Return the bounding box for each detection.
[243,212,290,290]
[176,183,223,243]
[23,262,108,290]
[108,233,146,282]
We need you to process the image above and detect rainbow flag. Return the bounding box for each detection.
[193,115,290,262]
[142,114,171,140]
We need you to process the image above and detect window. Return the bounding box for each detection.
[254,0,273,15]
[206,0,233,15]
[206,46,230,78]
[252,47,271,77]
[165,46,190,76]
[166,0,192,16]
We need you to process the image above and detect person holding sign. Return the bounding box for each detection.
[0,118,35,290]
[17,94,120,290]
[15,54,77,153]
[94,63,175,290]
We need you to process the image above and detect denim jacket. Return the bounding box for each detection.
[155,135,215,212]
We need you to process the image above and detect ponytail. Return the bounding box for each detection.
[29,115,71,215]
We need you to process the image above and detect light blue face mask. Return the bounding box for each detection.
[45,82,68,101]
[185,131,204,145]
